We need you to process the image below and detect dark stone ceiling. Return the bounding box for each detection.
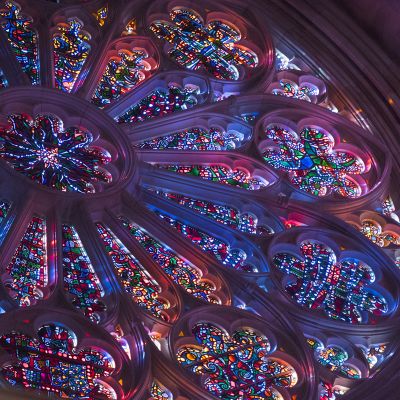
[336,0,400,64]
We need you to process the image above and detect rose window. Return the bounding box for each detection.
[0,1,398,400]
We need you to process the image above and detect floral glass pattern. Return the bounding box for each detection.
[117,84,198,124]
[135,128,242,151]
[0,114,111,193]
[355,219,400,247]
[307,338,361,379]
[273,241,388,323]
[136,127,243,151]
[0,1,39,84]
[150,380,173,400]
[271,80,319,101]
[150,8,258,80]
[0,323,116,399]
[53,19,91,92]
[263,125,366,197]
[62,224,106,322]
[156,164,268,190]
[96,223,169,320]
[92,50,148,107]
[177,322,297,399]
[151,190,273,235]
[5,216,47,306]
[120,216,218,303]
[154,210,255,272]
[94,5,108,27]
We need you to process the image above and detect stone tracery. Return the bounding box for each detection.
[0,1,398,399]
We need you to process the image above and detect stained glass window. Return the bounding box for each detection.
[263,125,366,197]
[271,79,319,101]
[96,223,169,320]
[150,190,273,235]
[275,49,300,71]
[156,164,268,190]
[238,112,259,124]
[135,127,243,151]
[0,199,11,225]
[0,200,12,244]
[5,216,47,306]
[0,2,395,399]
[0,114,112,193]
[213,90,238,102]
[382,196,396,217]
[53,19,91,92]
[150,380,173,400]
[307,338,361,379]
[149,189,274,235]
[361,344,387,369]
[320,381,336,400]
[0,68,8,88]
[150,8,258,80]
[177,322,297,399]
[123,19,136,35]
[117,84,199,124]
[0,323,116,399]
[352,219,400,247]
[111,325,131,359]
[94,5,108,27]
[119,216,218,303]
[0,1,39,84]
[153,210,255,272]
[92,50,148,107]
[319,381,347,400]
[273,241,388,323]
[62,224,106,322]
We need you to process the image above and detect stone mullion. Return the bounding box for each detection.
[36,18,53,88]
[45,206,62,301]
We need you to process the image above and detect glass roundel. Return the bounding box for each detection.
[260,124,369,198]
[177,322,298,399]
[0,1,397,400]
[0,114,112,193]
[0,323,116,398]
[272,240,388,324]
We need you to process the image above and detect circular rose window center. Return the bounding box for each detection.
[0,114,112,193]
[37,147,60,168]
